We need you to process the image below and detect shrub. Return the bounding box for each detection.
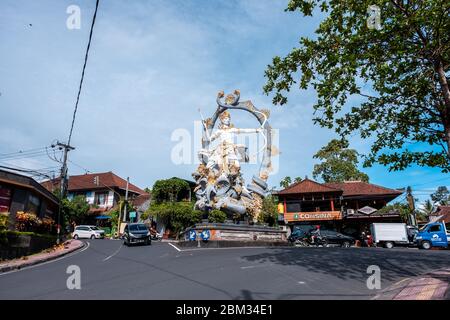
[257,196,279,227]
[15,212,42,232]
[0,212,9,230]
[208,210,226,223]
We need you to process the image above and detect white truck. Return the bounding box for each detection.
[370,223,412,248]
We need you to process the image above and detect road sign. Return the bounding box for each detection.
[129,211,136,218]
[189,230,196,241]
[201,230,210,241]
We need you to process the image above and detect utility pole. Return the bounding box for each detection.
[55,141,75,244]
[122,177,129,225]
[406,186,417,227]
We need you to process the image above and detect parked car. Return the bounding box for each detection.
[319,230,355,247]
[123,223,151,246]
[72,225,105,239]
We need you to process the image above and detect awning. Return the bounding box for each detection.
[95,215,111,220]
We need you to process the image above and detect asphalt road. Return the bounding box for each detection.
[1,239,449,300]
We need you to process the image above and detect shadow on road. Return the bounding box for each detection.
[240,247,450,284]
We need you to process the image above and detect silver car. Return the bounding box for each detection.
[72,225,105,239]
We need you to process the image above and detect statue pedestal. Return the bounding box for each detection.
[182,222,287,246]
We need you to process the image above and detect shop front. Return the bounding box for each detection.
[277,178,403,236]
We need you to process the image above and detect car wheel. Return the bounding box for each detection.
[90,235,95,239]
[341,241,350,248]
[385,241,394,249]
[421,241,431,250]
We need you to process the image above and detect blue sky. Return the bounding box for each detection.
[0,0,448,205]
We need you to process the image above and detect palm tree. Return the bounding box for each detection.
[418,199,434,220]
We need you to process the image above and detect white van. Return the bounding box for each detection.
[370,223,410,248]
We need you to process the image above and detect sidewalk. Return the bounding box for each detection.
[374,268,450,300]
[0,240,84,273]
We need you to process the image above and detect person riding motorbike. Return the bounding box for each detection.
[310,225,322,244]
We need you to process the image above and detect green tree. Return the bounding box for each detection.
[313,139,369,182]
[294,177,303,183]
[264,0,450,172]
[208,210,227,223]
[61,195,90,225]
[152,178,190,203]
[378,202,411,223]
[419,199,434,218]
[145,202,202,239]
[431,186,450,205]
[280,176,292,188]
[258,196,279,227]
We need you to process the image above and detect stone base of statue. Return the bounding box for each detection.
[181,223,288,248]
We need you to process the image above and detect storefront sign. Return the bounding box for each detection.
[358,206,377,215]
[285,211,342,222]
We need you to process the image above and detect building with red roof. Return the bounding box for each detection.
[41,172,147,216]
[277,178,404,237]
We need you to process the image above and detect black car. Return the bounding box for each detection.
[123,223,151,246]
[319,230,355,247]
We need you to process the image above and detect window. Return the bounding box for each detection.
[94,192,108,205]
[0,185,12,213]
[27,194,41,215]
[286,202,300,213]
[129,224,148,232]
[428,225,441,233]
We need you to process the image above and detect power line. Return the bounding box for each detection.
[67,0,100,146]
[68,159,91,173]
[0,146,48,157]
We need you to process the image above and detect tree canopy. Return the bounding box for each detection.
[151,177,190,203]
[431,186,450,205]
[280,176,302,188]
[313,139,369,182]
[264,0,450,172]
[61,195,90,225]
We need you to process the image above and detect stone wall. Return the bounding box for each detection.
[0,232,56,260]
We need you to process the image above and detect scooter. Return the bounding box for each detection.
[150,232,163,241]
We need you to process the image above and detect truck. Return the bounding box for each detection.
[370,223,412,248]
[415,221,450,250]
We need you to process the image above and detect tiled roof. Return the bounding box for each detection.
[41,172,146,195]
[324,181,403,196]
[430,206,450,223]
[278,179,402,197]
[278,178,342,195]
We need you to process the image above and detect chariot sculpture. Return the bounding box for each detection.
[192,90,274,223]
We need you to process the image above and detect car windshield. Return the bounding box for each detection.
[129,224,148,232]
[90,226,99,230]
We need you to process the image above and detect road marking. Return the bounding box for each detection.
[102,244,123,261]
[0,241,90,276]
[168,243,181,252]
[241,266,256,269]
[167,243,290,252]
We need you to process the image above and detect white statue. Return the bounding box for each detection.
[205,110,261,176]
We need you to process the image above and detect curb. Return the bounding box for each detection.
[0,240,85,273]
[373,268,450,300]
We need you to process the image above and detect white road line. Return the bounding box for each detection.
[167,243,288,252]
[102,243,123,261]
[0,241,90,276]
[168,243,181,252]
